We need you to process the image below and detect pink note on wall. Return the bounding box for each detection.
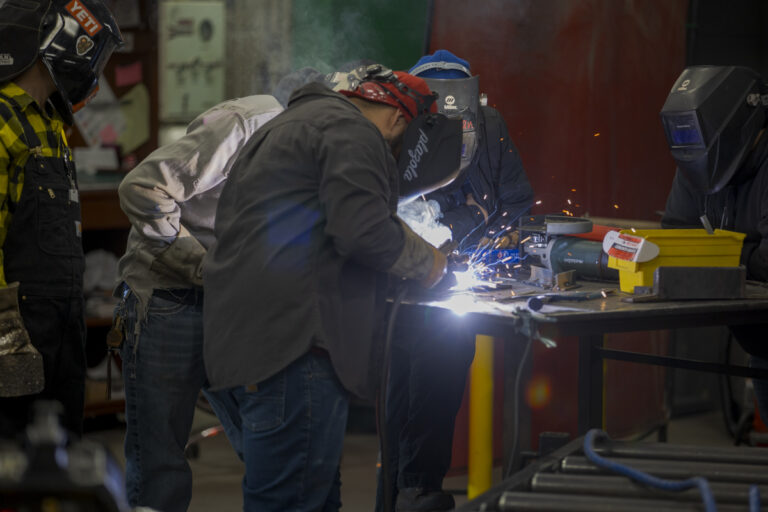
[115,61,143,87]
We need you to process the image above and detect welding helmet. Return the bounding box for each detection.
[0,0,123,122]
[410,50,481,172]
[327,63,463,202]
[660,65,768,194]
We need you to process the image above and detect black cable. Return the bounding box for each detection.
[378,283,409,512]
[503,333,533,478]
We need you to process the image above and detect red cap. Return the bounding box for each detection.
[340,71,437,121]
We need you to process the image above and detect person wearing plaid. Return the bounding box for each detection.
[0,0,122,439]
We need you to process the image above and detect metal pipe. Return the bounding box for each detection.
[497,491,745,512]
[561,455,768,484]
[531,473,766,503]
[468,334,494,499]
[594,439,768,465]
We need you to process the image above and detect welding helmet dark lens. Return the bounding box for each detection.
[662,111,705,148]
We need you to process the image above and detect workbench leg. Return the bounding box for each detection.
[468,334,494,499]
[577,334,604,434]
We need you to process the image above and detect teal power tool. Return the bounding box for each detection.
[519,215,619,282]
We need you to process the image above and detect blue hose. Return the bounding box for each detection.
[751,485,761,512]
[583,429,717,512]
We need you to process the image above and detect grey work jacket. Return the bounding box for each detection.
[203,83,437,400]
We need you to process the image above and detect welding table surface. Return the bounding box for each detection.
[397,280,768,434]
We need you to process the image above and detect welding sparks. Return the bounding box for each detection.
[613,204,620,209]
[535,200,542,205]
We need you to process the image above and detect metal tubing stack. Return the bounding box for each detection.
[456,435,768,512]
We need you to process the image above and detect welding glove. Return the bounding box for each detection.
[479,230,520,250]
[390,218,448,288]
[0,282,44,397]
[150,231,206,287]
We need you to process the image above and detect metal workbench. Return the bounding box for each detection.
[399,279,768,457]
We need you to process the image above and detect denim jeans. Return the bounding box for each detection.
[217,350,349,512]
[376,311,475,510]
[117,287,241,512]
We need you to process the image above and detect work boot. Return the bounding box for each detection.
[0,282,43,397]
[395,487,455,512]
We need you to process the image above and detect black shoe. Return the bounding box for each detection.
[395,487,455,512]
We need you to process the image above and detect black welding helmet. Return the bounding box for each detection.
[0,0,123,122]
[40,0,123,121]
[410,50,481,172]
[327,63,463,202]
[660,65,768,194]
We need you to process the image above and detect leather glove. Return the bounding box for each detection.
[389,218,448,288]
[150,235,206,287]
[479,230,520,250]
[0,282,44,397]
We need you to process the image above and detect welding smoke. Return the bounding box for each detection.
[397,198,452,248]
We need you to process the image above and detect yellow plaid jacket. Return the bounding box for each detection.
[0,82,70,286]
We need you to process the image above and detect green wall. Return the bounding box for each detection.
[291,0,431,73]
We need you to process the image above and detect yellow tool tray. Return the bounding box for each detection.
[607,228,746,293]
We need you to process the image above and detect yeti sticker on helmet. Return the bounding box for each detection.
[66,0,103,36]
[76,35,94,56]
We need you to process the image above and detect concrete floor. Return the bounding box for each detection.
[81,406,741,512]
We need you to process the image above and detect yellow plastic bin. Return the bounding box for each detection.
[607,228,746,293]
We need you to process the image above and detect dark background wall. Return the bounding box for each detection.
[686,0,768,77]
[429,0,688,222]
[291,0,430,72]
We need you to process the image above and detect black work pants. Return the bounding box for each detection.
[377,308,476,508]
[0,295,86,440]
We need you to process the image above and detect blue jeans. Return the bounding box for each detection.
[376,311,475,510]
[117,287,241,512]
[216,350,349,512]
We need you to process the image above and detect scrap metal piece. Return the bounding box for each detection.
[624,266,746,303]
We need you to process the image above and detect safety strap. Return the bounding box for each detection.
[409,60,472,78]
[0,92,44,149]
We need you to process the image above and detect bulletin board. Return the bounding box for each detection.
[158,0,225,122]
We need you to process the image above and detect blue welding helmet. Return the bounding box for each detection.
[661,65,768,194]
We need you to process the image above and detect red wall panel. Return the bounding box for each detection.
[430,0,688,221]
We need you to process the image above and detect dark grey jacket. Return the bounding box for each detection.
[429,106,534,247]
[203,83,436,400]
[662,135,768,358]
